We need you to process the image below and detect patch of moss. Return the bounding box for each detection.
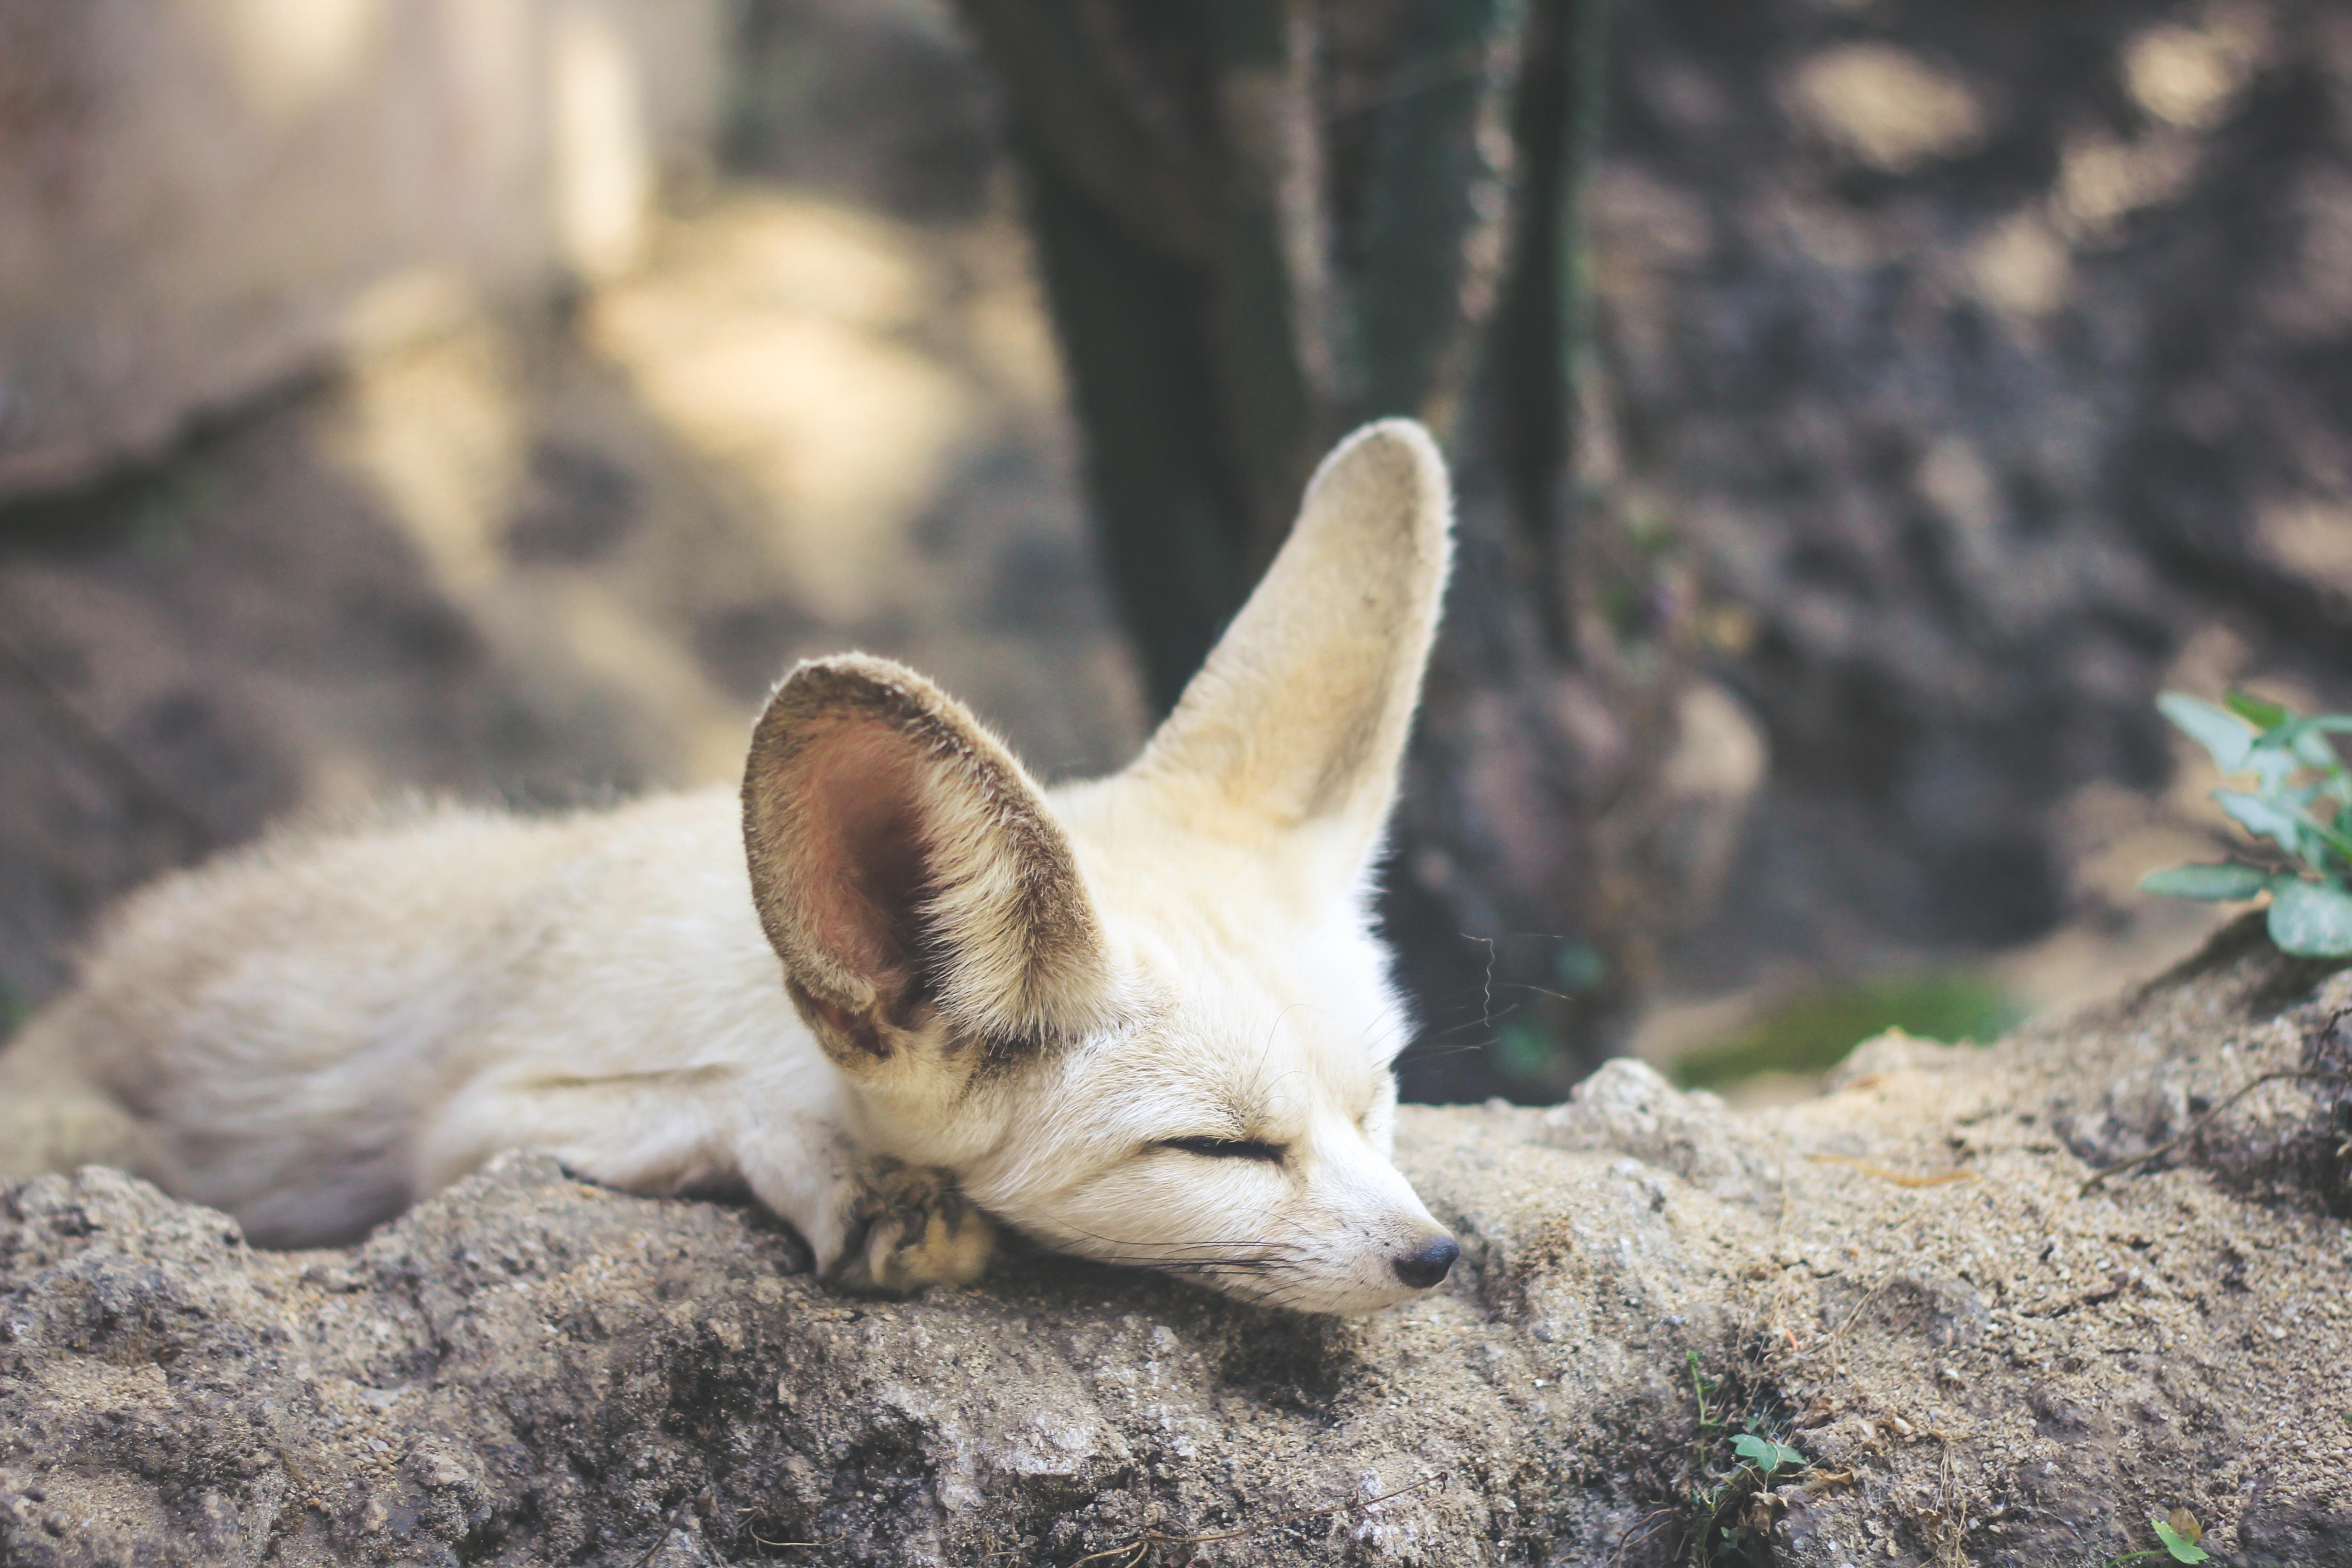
[1671,971,2026,1090]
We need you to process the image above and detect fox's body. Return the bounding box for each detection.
[0,423,1460,1315]
[1,793,858,1252]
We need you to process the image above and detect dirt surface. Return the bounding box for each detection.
[2,913,2346,1567]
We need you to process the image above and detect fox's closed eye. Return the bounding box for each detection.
[1159,1135,1285,1164]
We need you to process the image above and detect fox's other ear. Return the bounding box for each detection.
[1123,419,1452,880]
[742,656,1117,1070]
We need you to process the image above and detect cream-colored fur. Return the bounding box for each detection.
[0,421,1460,1315]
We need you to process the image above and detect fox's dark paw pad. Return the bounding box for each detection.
[830,1162,994,1296]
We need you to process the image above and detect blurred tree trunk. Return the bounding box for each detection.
[957,0,1739,1098]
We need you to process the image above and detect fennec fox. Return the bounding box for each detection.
[0,421,1461,1315]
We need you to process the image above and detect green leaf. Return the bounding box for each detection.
[2160,694,2258,773]
[2255,715,2352,776]
[2293,730,2347,773]
[2151,1517,2210,1563]
[2139,863,2272,902]
[2215,790,2315,858]
[2225,691,2289,730]
[2240,720,2352,796]
[1730,1433,1806,1474]
[2268,879,2352,958]
[2243,752,2297,791]
[2265,714,2352,745]
[2251,794,2352,871]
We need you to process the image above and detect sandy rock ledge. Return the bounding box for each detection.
[2,915,2349,1567]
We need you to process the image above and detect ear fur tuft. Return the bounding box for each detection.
[742,656,1116,1067]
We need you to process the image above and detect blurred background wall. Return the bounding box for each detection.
[0,0,726,494]
[2,0,2347,1103]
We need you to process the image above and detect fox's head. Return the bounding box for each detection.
[740,421,1458,1315]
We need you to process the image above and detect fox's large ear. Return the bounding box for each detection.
[1122,419,1452,881]
[742,656,1118,1069]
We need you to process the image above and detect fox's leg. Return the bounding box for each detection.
[827,1160,995,1296]
[727,1115,867,1274]
[418,1075,864,1272]
[419,1077,990,1292]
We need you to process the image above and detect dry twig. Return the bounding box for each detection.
[2078,1070,2349,1195]
[1805,1154,1975,1188]
[632,1491,707,1568]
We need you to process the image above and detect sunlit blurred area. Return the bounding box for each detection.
[0,0,1142,1009]
[5,0,2351,1100]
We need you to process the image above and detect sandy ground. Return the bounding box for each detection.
[0,914,2345,1566]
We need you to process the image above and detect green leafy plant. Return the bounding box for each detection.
[1729,1433,1806,1474]
[2145,691,2352,958]
[2106,1508,2210,1565]
[1676,1352,1808,1565]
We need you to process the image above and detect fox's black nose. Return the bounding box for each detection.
[1392,1235,1459,1289]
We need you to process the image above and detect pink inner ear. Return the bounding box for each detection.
[793,719,935,1009]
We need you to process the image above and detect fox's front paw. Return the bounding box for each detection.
[828,1161,995,1296]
